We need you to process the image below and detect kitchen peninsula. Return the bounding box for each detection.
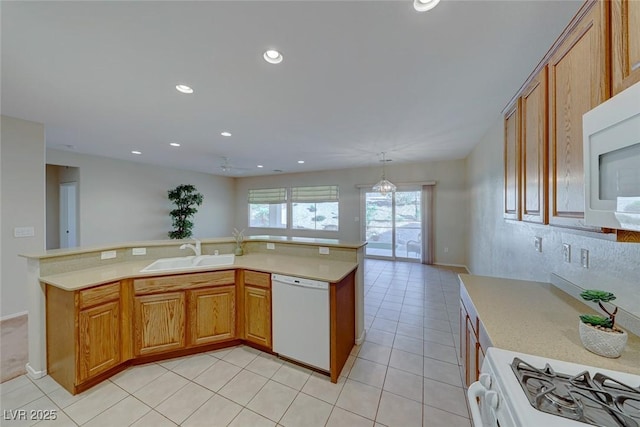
[21,236,366,394]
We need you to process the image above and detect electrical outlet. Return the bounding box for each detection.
[266,242,275,250]
[319,247,330,255]
[534,237,542,253]
[581,249,589,268]
[444,247,449,253]
[132,247,146,256]
[101,250,117,260]
[562,244,571,263]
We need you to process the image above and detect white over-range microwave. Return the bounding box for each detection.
[583,81,640,231]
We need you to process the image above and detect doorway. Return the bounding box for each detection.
[363,189,422,261]
[59,182,78,248]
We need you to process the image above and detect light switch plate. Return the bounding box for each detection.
[563,244,571,263]
[534,237,542,252]
[101,250,117,260]
[132,248,146,256]
[14,226,35,238]
[581,249,589,268]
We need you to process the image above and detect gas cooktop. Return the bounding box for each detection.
[511,357,640,427]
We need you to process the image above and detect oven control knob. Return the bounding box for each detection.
[485,390,499,410]
[479,373,492,388]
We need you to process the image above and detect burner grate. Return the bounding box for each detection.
[511,358,640,427]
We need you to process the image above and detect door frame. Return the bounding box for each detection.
[360,186,429,263]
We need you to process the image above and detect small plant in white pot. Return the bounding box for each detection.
[578,290,627,358]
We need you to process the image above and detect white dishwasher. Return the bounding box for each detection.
[271,273,330,371]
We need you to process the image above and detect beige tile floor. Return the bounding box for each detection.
[0,260,471,427]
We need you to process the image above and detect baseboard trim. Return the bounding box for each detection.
[0,311,28,322]
[433,262,470,272]
[26,363,47,380]
[355,329,366,345]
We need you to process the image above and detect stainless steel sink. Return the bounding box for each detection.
[140,254,235,272]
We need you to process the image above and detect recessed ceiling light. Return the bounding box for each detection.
[263,49,283,64]
[170,142,181,147]
[414,0,440,12]
[175,84,194,94]
[257,165,264,168]
[221,131,232,137]
[298,160,305,164]
[131,150,142,155]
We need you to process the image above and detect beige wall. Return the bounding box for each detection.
[1,116,45,317]
[46,149,237,247]
[466,117,640,317]
[235,159,468,266]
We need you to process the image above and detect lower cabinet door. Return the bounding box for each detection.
[134,292,185,356]
[188,286,236,346]
[244,286,271,348]
[78,301,121,382]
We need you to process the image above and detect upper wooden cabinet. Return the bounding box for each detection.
[521,67,549,224]
[548,0,609,228]
[612,0,640,94]
[504,99,521,220]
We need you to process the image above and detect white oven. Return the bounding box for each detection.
[583,81,640,231]
[467,347,640,427]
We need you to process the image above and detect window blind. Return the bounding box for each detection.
[291,185,339,202]
[248,188,287,204]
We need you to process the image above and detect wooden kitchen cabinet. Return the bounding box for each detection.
[548,0,609,228]
[242,270,272,349]
[244,286,271,348]
[503,99,521,220]
[134,292,186,356]
[460,283,491,388]
[46,281,123,394]
[612,0,640,94]
[520,67,548,224]
[188,285,236,346]
[78,300,120,382]
[133,270,237,354]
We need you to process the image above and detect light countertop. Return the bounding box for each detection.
[459,274,640,375]
[22,236,366,260]
[40,253,358,291]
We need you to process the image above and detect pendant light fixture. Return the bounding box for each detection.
[413,0,441,12]
[372,152,396,195]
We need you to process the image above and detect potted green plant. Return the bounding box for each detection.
[578,290,627,358]
[167,184,203,239]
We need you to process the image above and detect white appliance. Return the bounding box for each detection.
[271,273,330,371]
[467,347,640,427]
[583,81,640,231]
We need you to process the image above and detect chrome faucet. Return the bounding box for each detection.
[179,239,201,256]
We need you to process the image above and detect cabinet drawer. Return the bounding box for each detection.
[244,270,270,288]
[79,282,120,309]
[134,271,235,295]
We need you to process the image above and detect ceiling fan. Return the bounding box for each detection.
[219,157,250,176]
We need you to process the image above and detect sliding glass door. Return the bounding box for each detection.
[363,189,422,261]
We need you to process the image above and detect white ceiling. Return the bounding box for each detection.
[2,0,582,177]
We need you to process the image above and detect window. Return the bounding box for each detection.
[291,186,339,231]
[247,185,339,231]
[248,188,287,228]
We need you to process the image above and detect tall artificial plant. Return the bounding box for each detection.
[167,184,204,239]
